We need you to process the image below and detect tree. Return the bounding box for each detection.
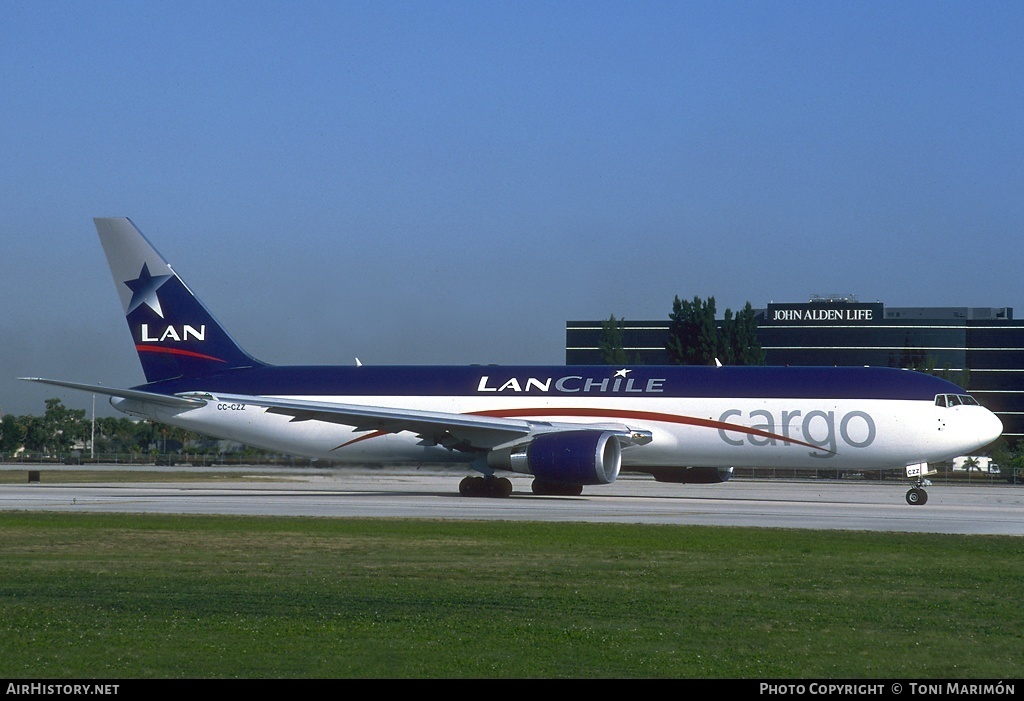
[41,398,86,453]
[666,296,721,365]
[598,314,629,365]
[21,415,49,453]
[723,302,765,365]
[666,296,764,366]
[0,413,25,455]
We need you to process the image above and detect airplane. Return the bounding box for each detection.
[23,218,1003,506]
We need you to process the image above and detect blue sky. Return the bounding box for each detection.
[2,1,1022,416]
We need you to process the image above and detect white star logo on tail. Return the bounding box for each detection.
[124,263,173,318]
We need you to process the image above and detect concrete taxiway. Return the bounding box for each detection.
[0,465,1021,534]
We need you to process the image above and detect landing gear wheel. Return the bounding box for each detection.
[494,477,513,498]
[459,476,483,496]
[905,487,928,506]
[459,476,513,498]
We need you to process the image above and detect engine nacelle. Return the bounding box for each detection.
[487,430,621,485]
[647,467,733,484]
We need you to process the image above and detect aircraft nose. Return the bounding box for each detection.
[980,409,1004,445]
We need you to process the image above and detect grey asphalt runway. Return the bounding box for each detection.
[1,465,1021,534]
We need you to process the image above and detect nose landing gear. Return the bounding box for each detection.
[904,462,933,506]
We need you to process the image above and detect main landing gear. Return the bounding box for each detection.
[459,475,513,498]
[457,476,586,498]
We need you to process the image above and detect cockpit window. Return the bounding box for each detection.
[935,394,980,407]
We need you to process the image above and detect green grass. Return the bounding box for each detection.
[0,512,1021,678]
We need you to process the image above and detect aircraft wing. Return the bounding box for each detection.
[19,378,645,453]
[19,378,207,409]
[213,393,641,452]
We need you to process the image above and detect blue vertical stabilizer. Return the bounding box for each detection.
[94,218,266,383]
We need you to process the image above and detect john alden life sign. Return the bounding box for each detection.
[765,302,884,325]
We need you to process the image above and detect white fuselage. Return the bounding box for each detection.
[114,390,1000,474]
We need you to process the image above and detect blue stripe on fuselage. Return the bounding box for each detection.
[137,365,965,401]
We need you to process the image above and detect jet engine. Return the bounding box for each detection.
[487,430,621,485]
[646,466,733,484]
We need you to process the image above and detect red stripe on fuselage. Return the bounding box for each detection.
[471,407,831,454]
[331,406,832,454]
